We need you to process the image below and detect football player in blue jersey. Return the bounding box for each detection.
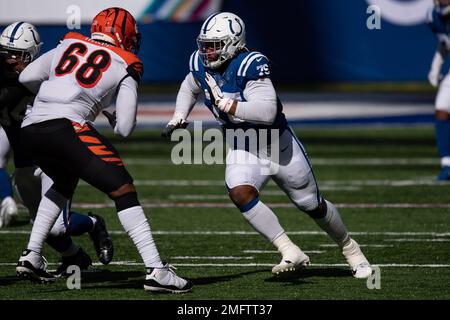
[428,0,450,180]
[0,22,113,276]
[163,12,372,278]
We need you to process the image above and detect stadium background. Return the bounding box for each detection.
[0,0,438,126]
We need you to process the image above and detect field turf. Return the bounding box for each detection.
[0,126,449,301]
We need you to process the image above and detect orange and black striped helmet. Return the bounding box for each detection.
[91,7,141,53]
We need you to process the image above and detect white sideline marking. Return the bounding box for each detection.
[386,239,450,242]
[171,256,254,260]
[1,230,449,236]
[1,262,450,268]
[77,179,450,187]
[121,158,439,166]
[243,250,325,254]
[319,244,395,248]
[13,201,448,209]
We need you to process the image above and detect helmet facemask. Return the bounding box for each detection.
[0,43,41,75]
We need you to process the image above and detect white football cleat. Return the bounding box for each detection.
[272,246,310,275]
[0,196,18,228]
[16,249,56,283]
[342,238,372,279]
[144,263,193,293]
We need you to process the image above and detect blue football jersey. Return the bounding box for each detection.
[428,7,450,49]
[189,50,287,131]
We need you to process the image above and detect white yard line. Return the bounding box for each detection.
[171,256,255,260]
[12,201,448,209]
[1,230,449,236]
[76,179,450,187]
[242,250,325,254]
[385,239,450,242]
[121,158,439,166]
[319,244,395,248]
[1,262,449,268]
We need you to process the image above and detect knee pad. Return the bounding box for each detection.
[304,198,327,219]
[114,192,140,211]
[291,191,321,213]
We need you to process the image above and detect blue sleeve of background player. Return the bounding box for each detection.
[428,8,447,34]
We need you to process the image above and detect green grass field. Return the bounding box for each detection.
[0,126,449,300]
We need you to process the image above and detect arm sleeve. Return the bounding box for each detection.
[114,76,138,137]
[19,48,56,94]
[234,78,278,125]
[173,72,201,120]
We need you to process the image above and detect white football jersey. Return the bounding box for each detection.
[21,32,143,127]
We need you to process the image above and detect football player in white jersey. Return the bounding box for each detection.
[164,12,372,279]
[0,21,114,275]
[16,8,192,293]
[428,0,450,180]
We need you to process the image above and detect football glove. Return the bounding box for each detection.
[162,114,189,139]
[205,72,234,113]
[428,69,442,88]
[102,110,117,129]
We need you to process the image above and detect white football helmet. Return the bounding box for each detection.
[0,22,42,65]
[197,12,246,69]
[436,0,450,15]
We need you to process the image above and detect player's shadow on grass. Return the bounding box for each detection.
[189,269,267,286]
[266,267,351,284]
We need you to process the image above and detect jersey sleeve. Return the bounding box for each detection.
[237,52,271,83]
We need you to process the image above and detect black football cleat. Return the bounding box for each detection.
[16,249,56,283]
[53,247,92,277]
[88,213,114,265]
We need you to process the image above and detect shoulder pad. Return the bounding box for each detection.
[237,52,270,80]
[126,61,144,83]
[189,51,201,72]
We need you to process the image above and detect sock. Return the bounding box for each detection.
[239,197,284,242]
[68,212,95,236]
[27,190,68,253]
[117,206,163,268]
[435,119,450,163]
[272,233,298,256]
[0,168,13,199]
[314,199,350,248]
[46,234,79,257]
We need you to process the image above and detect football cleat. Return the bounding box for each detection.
[272,246,310,275]
[342,238,372,279]
[0,196,19,228]
[438,166,450,181]
[53,247,92,277]
[88,213,114,265]
[16,249,55,283]
[144,263,193,294]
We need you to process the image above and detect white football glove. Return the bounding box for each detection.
[428,69,442,88]
[162,113,188,139]
[205,72,234,113]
